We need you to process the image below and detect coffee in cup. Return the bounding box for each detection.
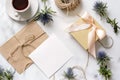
[12,0,30,12]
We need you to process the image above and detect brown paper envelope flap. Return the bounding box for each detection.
[70,17,105,50]
[15,22,45,44]
[16,22,48,56]
[0,22,48,74]
[0,22,45,59]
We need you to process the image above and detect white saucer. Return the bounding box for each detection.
[6,0,39,21]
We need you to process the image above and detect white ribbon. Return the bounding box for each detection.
[68,12,106,58]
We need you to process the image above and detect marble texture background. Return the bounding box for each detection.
[0,0,120,80]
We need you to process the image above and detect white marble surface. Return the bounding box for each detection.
[0,0,120,80]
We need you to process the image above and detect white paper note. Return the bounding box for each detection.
[29,34,73,78]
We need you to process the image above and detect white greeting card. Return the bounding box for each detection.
[29,34,73,78]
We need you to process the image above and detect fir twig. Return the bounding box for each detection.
[93,1,120,33]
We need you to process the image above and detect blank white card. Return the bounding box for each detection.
[29,34,73,78]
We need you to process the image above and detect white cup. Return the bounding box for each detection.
[12,0,30,12]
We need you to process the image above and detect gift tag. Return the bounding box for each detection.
[29,34,73,78]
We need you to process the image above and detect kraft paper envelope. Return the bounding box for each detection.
[29,34,73,78]
[0,22,48,74]
[69,15,105,50]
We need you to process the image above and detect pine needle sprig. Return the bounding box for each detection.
[93,1,120,33]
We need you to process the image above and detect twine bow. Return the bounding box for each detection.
[6,34,36,72]
[68,12,106,58]
[7,32,46,73]
[7,34,35,61]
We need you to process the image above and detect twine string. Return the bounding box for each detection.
[55,0,80,11]
[98,35,114,49]
[7,32,46,71]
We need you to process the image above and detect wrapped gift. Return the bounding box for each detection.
[0,22,48,73]
[67,12,106,58]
